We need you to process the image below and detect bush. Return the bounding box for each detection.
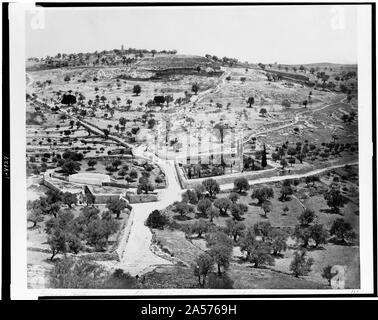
[330,218,356,243]
[103,269,138,289]
[282,99,291,108]
[145,210,167,229]
[206,273,234,289]
[129,170,138,179]
[155,176,163,184]
[233,177,250,193]
[182,189,199,205]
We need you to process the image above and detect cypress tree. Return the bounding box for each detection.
[261,144,267,168]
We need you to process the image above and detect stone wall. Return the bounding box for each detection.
[126,193,158,203]
[115,208,135,260]
[175,162,278,190]
[41,177,63,194]
[93,193,121,204]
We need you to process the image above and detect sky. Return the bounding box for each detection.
[25,5,358,64]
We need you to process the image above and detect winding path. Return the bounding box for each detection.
[119,159,183,275]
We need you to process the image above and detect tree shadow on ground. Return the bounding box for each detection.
[173,214,192,221]
[320,208,343,215]
[188,235,204,240]
[27,225,41,231]
[219,212,230,218]
[306,246,327,252]
[328,237,355,246]
[248,202,261,207]
[235,256,248,264]
[247,264,270,270]
[195,211,207,219]
[278,196,292,202]
[43,257,56,264]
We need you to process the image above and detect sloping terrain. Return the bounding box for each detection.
[137,54,215,71]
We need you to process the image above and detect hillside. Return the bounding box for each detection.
[137,54,217,71]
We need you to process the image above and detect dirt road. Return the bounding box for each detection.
[119,158,184,276]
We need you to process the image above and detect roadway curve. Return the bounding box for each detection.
[119,159,183,275]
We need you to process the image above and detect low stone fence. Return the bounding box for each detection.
[126,193,158,203]
[91,193,121,204]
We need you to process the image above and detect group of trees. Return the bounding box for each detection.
[169,178,249,224]
[104,158,156,193]
[239,221,288,267]
[251,186,274,218]
[143,169,357,287]
[294,205,356,249]
[35,48,178,69]
[294,208,328,249]
[269,137,351,168]
[194,230,234,288]
[45,205,119,260]
[193,219,291,287]
[324,188,345,214]
[56,150,84,175]
[27,189,78,228]
[28,189,131,260]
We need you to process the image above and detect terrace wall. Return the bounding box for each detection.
[155,68,224,78]
[84,155,134,162]
[266,70,309,83]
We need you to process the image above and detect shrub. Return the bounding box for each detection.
[182,189,199,205]
[330,218,356,244]
[155,176,163,184]
[145,210,167,229]
[282,99,291,108]
[233,177,250,193]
